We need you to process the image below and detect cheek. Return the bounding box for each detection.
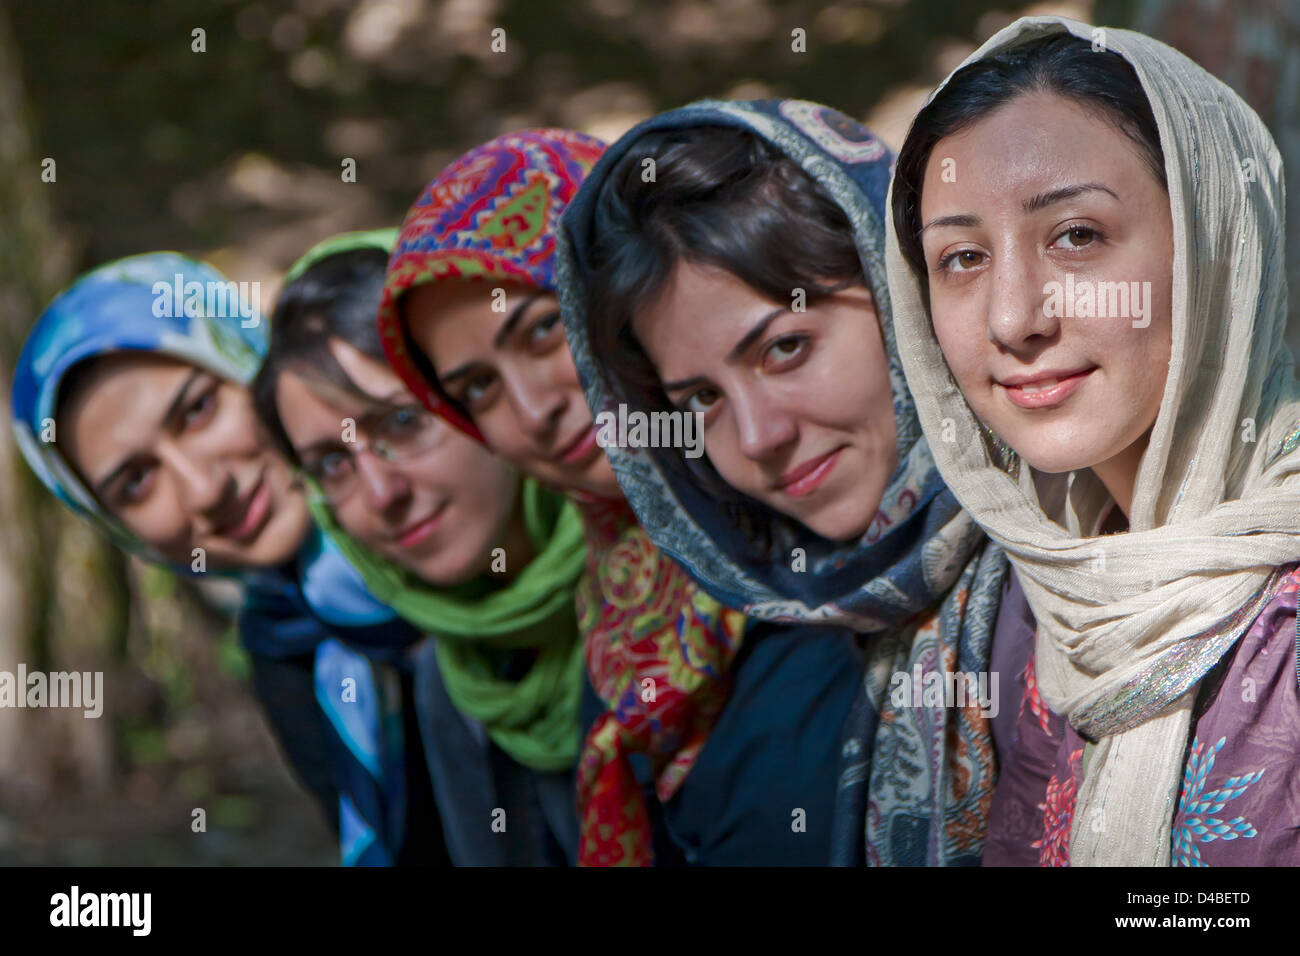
[123,485,189,550]
[931,306,985,391]
[213,394,271,459]
[479,412,534,464]
[701,419,754,492]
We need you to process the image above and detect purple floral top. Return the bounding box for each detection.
[984,564,1300,866]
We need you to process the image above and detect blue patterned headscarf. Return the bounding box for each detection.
[556,100,1008,865]
[11,252,266,566]
[11,250,415,866]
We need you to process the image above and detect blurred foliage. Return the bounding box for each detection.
[12,0,1125,269]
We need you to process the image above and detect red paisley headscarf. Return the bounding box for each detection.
[376,129,747,866]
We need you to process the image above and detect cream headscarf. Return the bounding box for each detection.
[885,15,1300,866]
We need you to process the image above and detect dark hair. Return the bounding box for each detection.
[253,246,395,462]
[892,32,1167,284]
[584,124,869,555]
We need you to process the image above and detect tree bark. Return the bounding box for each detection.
[1131,0,1300,354]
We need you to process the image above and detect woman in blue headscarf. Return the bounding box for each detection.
[557,100,1014,865]
[10,250,435,866]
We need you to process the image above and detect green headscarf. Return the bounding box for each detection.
[284,230,589,772]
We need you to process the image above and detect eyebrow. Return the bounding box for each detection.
[296,388,414,458]
[93,368,204,497]
[660,305,786,393]
[439,292,546,387]
[919,183,1121,235]
[1022,182,1119,213]
[492,291,545,348]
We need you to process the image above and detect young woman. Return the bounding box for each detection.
[10,252,442,866]
[375,128,863,866]
[887,16,1300,865]
[254,230,588,866]
[556,99,1011,866]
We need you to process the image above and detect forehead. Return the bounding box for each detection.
[922,91,1148,208]
[61,351,196,425]
[405,280,553,359]
[326,336,403,400]
[634,261,781,353]
[59,352,202,472]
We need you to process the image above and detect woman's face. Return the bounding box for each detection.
[61,352,312,569]
[274,337,521,586]
[919,91,1173,489]
[405,279,622,499]
[633,261,898,542]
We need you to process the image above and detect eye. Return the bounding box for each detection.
[681,387,721,415]
[116,462,156,506]
[936,248,986,274]
[461,371,499,409]
[308,449,353,481]
[761,334,810,371]
[182,388,217,428]
[386,405,424,434]
[1050,224,1101,250]
[526,312,563,349]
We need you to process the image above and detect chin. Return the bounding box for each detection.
[245,507,312,567]
[1012,442,1105,475]
[411,549,485,588]
[800,506,874,543]
[569,457,622,499]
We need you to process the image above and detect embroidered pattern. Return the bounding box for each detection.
[1173,736,1264,867]
[1033,747,1082,867]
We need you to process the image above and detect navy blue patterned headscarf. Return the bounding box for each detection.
[557,100,1007,865]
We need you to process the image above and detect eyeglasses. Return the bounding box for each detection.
[300,403,442,502]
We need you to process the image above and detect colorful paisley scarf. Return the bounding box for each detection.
[376,129,748,866]
[556,100,1008,865]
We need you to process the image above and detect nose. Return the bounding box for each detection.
[731,386,798,463]
[986,250,1059,353]
[160,441,232,518]
[506,366,568,442]
[355,449,411,518]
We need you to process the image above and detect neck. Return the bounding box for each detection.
[494,499,535,583]
[1089,430,1151,522]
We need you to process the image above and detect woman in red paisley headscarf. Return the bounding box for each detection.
[374,128,864,865]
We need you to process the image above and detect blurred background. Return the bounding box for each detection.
[0,0,1294,864]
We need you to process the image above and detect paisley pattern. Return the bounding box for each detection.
[556,99,1006,865]
[376,128,606,441]
[375,130,750,866]
[573,497,746,865]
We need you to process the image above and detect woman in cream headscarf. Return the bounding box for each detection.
[888,15,1300,865]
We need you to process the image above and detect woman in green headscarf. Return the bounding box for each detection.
[254,230,588,864]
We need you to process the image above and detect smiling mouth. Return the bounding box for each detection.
[216,472,272,544]
[775,447,845,498]
[997,367,1097,410]
[555,424,599,466]
[396,503,448,549]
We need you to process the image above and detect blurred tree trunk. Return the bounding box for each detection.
[1129,0,1300,355]
[0,0,128,803]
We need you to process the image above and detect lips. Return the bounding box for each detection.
[556,423,599,466]
[996,366,1097,410]
[396,502,448,549]
[776,446,845,497]
[217,474,272,544]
